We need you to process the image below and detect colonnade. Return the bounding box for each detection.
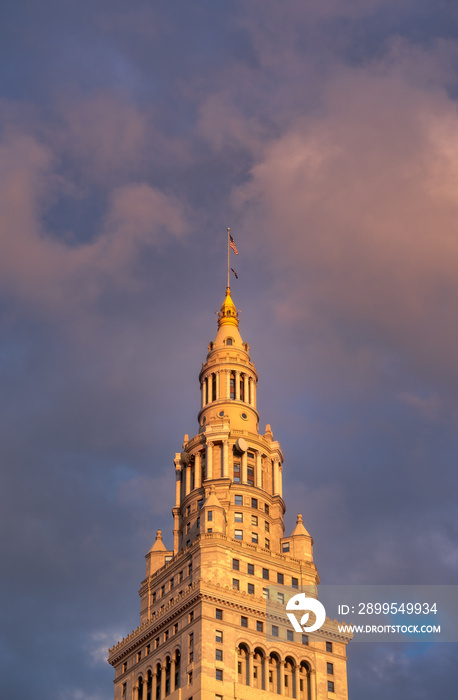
[175,448,283,506]
[237,645,315,700]
[133,651,180,700]
[201,369,256,408]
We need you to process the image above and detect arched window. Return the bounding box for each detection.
[174,650,181,690]
[285,657,296,698]
[239,374,245,401]
[211,373,216,402]
[253,648,266,690]
[226,338,233,346]
[237,644,250,686]
[269,653,281,694]
[230,372,235,400]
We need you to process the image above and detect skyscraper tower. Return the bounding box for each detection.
[108,285,351,700]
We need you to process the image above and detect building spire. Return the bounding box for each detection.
[217,286,239,329]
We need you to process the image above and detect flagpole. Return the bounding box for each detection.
[227,227,230,289]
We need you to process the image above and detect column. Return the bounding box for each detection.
[175,469,181,507]
[216,371,220,399]
[309,669,317,700]
[223,440,229,478]
[195,453,202,489]
[244,374,248,403]
[208,374,213,403]
[248,378,253,406]
[235,371,240,400]
[293,665,299,699]
[206,441,213,480]
[256,452,262,488]
[133,684,139,700]
[273,459,280,495]
[278,464,283,498]
[185,464,191,495]
[241,451,247,484]
[170,659,176,693]
[280,662,285,696]
[152,673,157,700]
[246,651,252,686]
[160,666,166,700]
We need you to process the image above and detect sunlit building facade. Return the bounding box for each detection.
[108,287,351,700]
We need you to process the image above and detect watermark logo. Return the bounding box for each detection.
[286,592,327,633]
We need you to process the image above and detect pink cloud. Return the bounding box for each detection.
[0,120,187,315]
[234,57,458,386]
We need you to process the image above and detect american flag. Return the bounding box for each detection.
[231,268,238,279]
[229,235,239,255]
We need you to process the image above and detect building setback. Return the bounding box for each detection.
[108,286,351,700]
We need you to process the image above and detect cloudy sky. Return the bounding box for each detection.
[1,1,458,698]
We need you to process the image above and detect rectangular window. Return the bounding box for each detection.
[216,669,223,681]
[186,522,191,534]
[233,462,241,483]
[164,630,169,641]
[265,538,270,549]
[215,630,223,643]
[251,497,258,509]
[122,683,126,697]
[179,571,184,582]
[248,583,255,595]
[265,521,270,532]
[187,505,191,516]
[170,577,174,589]
[197,499,203,510]
[152,592,156,603]
[287,629,293,641]
[262,568,269,580]
[251,532,258,544]
[262,588,269,600]
[241,616,248,628]
[207,527,212,533]
[327,663,334,675]
[234,529,243,540]
[326,641,333,653]
[277,592,285,604]
[292,577,298,589]
[216,649,223,661]
[302,634,309,645]
[282,542,290,553]
[232,558,240,570]
[155,637,159,649]
[188,671,193,685]
[328,681,335,693]
[232,578,240,590]
[235,495,243,506]
[161,585,165,596]
[256,620,263,632]
[247,451,255,459]
[251,515,258,526]
[277,573,284,584]
[247,467,255,486]
[264,504,270,515]
[234,512,243,522]
[216,608,223,620]
[173,623,178,635]
[189,611,194,623]
[188,561,193,575]
[122,662,127,673]
[247,563,254,575]
[207,511,213,521]
[196,515,200,527]
[272,625,279,637]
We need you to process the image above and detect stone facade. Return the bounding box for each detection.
[108,287,351,700]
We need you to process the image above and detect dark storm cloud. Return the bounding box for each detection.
[1,1,458,698]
